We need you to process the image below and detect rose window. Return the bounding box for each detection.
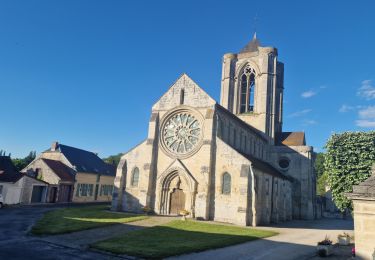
[162,113,201,155]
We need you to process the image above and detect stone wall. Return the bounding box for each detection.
[271,145,316,220]
[23,159,61,185]
[353,200,375,259]
[214,138,251,226]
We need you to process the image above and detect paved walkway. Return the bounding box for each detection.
[0,206,123,260]
[41,215,178,249]
[169,218,354,260]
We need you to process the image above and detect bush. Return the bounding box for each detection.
[324,131,375,212]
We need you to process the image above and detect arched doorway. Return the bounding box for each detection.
[169,188,186,215]
[156,166,197,216]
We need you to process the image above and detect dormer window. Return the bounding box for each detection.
[239,65,256,113]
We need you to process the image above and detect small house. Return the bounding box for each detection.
[0,156,48,205]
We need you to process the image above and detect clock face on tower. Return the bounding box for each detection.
[160,108,203,158]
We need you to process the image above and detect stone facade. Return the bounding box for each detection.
[112,35,316,226]
[347,166,375,259]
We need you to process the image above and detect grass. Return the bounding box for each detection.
[31,205,148,235]
[92,220,277,259]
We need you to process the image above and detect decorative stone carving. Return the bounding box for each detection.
[160,107,204,159]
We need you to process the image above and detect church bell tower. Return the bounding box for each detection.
[220,34,284,143]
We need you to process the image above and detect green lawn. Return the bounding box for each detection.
[31,205,148,235]
[92,220,277,259]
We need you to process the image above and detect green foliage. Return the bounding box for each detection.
[103,153,123,167]
[324,131,375,212]
[316,172,328,196]
[314,153,327,196]
[12,151,36,171]
[315,153,328,195]
[315,153,325,178]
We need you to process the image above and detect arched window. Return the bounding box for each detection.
[131,167,139,187]
[239,65,256,113]
[222,172,231,194]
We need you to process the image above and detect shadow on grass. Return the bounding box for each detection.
[91,222,355,260]
[31,205,148,235]
[91,220,277,259]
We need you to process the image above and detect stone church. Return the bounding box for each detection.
[112,34,317,226]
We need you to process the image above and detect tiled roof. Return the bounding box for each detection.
[46,143,115,176]
[276,132,306,146]
[0,156,24,183]
[41,159,75,182]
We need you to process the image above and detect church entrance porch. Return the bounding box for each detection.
[169,188,186,215]
[156,166,198,217]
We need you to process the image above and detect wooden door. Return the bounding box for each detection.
[49,187,57,203]
[169,188,185,215]
[58,185,72,202]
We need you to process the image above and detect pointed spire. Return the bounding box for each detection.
[240,32,261,53]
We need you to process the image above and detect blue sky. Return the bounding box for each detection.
[1,0,374,158]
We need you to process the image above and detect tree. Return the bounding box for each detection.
[103,153,123,167]
[314,152,327,195]
[12,151,37,171]
[0,150,10,156]
[324,131,375,212]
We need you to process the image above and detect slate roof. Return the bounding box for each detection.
[41,159,75,182]
[276,132,306,146]
[215,104,268,142]
[0,156,24,183]
[46,143,115,176]
[239,151,291,181]
[240,33,261,53]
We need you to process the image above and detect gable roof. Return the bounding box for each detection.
[152,73,216,111]
[46,143,115,176]
[41,159,75,182]
[348,166,375,200]
[215,104,269,142]
[276,132,306,146]
[238,151,291,181]
[0,156,23,183]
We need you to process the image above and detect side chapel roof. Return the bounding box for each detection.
[276,132,306,146]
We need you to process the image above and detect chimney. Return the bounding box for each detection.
[51,141,59,151]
